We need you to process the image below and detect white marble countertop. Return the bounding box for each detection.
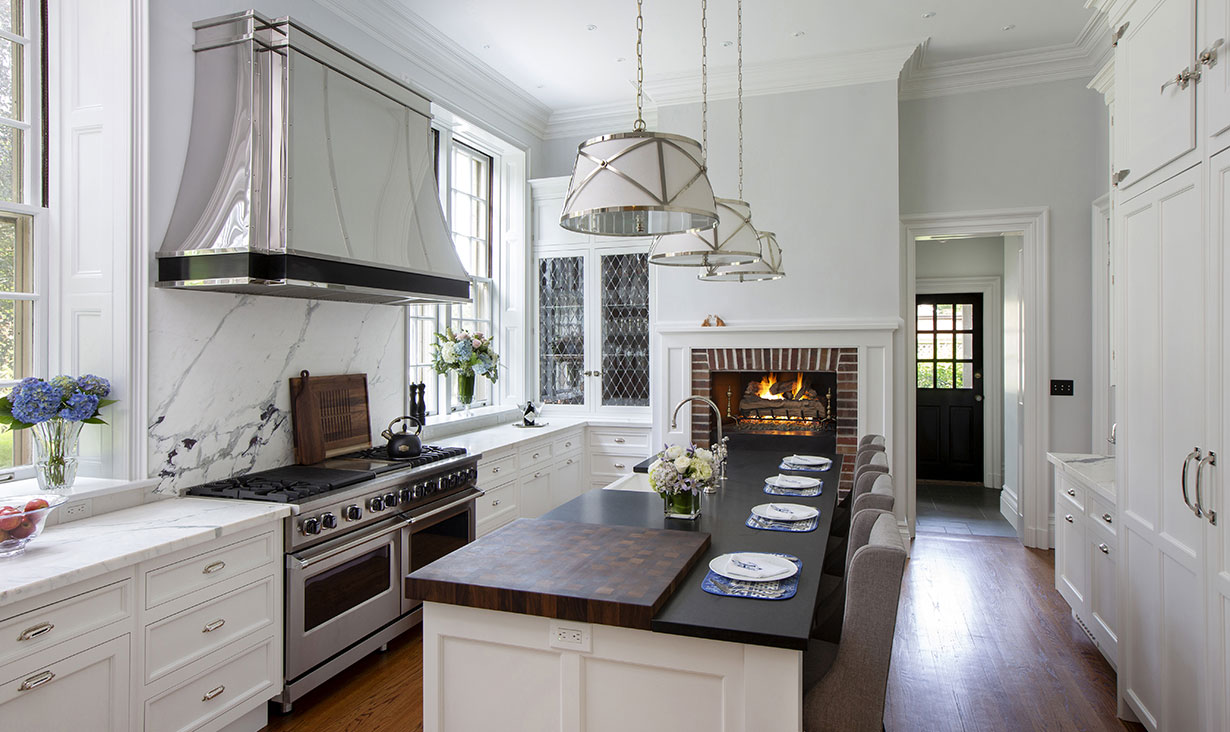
[0,497,292,609]
[441,415,651,458]
[1048,452,1116,503]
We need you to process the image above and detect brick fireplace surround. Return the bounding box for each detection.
[691,347,859,492]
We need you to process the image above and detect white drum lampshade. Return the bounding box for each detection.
[649,197,761,267]
[699,230,785,282]
[560,131,719,237]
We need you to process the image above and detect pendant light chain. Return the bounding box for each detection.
[737,0,744,199]
[700,0,708,166]
[635,0,646,132]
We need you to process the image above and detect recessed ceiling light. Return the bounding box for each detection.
[586,24,598,31]
[921,11,936,19]
[1002,24,1016,31]
[791,31,805,38]
[536,84,545,89]
[616,56,626,62]
[482,44,491,49]
[722,40,733,48]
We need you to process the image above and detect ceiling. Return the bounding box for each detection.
[398,0,1101,113]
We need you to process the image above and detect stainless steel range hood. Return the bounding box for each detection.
[157,11,471,305]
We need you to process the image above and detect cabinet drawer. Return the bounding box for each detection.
[590,453,636,477]
[145,532,277,610]
[0,579,131,667]
[1056,476,1084,511]
[480,453,518,485]
[144,638,277,732]
[0,634,130,730]
[1058,491,1083,527]
[519,442,553,470]
[476,480,518,524]
[553,431,583,457]
[145,577,276,684]
[589,429,650,452]
[1086,493,1116,537]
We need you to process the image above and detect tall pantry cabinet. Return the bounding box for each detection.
[1104,0,1230,728]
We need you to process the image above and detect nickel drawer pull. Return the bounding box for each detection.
[614,437,626,444]
[1065,488,1076,497]
[491,466,501,474]
[566,458,574,465]
[1099,543,1110,555]
[202,684,226,701]
[532,452,540,459]
[1102,513,1113,524]
[1064,514,1074,523]
[17,622,54,642]
[565,441,572,448]
[202,619,226,633]
[614,463,626,469]
[18,670,54,692]
[1197,451,1218,525]
[202,560,227,575]
[534,471,543,479]
[1181,447,1203,517]
[491,499,501,507]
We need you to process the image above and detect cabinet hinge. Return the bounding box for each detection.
[1112,22,1129,47]
[1112,169,1131,187]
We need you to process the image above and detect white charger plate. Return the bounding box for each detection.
[708,552,799,582]
[751,503,820,521]
[765,474,821,489]
[786,454,832,467]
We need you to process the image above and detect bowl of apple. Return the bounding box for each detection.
[0,495,69,558]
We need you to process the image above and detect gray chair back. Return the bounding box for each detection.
[804,510,908,731]
[859,434,886,448]
[852,452,889,487]
[853,446,885,471]
[851,473,895,517]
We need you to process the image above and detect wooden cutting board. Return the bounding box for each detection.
[289,371,371,464]
[404,519,711,629]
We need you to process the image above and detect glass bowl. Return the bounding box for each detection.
[0,494,69,558]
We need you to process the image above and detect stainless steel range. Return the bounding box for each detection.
[187,444,481,713]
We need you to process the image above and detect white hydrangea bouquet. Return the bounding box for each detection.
[648,444,714,519]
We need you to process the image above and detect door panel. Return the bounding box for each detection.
[537,254,587,406]
[1117,166,1205,731]
[1204,0,1230,149]
[916,294,984,482]
[1208,145,1230,732]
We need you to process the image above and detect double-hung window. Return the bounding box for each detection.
[0,0,40,471]
[409,127,497,416]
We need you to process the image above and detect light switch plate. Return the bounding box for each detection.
[549,619,592,652]
[1050,379,1074,396]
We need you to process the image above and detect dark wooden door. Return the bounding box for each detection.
[916,294,984,482]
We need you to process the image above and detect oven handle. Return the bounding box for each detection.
[291,518,405,570]
[408,489,482,526]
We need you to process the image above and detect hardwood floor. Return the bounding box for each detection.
[262,630,423,732]
[261,533,1141,731]
[886,531,1143,731]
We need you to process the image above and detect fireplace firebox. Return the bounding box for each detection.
[710,371,838,437]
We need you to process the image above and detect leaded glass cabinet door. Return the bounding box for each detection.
[537,254,586,405]
[598,251,650,407]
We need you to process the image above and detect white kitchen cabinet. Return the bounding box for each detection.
[1203,0,1230,149]
[0,634,131,730]
[1114,0,1200,193]
[1115,165,1209,730]
[1088,525,1120,667]
[1056,481,1088,612]
[549,453,585,508]
[519,468,552,519]
[588,426,652,488]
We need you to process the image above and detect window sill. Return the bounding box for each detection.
[421,405,521,442]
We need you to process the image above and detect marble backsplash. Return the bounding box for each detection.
[147,289,406,494]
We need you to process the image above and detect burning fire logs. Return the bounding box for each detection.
[737,372,829,423]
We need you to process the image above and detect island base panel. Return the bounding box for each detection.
[422,602,802,732]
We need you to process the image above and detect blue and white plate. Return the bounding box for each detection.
[746,514,819,533]
[701,553,802,600]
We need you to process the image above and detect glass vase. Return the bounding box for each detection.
[663,490,702,520]
[31,418,83,492]
[457,372,475,417]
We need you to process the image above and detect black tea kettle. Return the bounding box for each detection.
[382,416,422,458]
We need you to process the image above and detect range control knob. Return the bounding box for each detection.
[320,512,337,529]
[425,479,438,494]
[344,505,362,521]
[301,517,321,535]
[467,467,478,481]
[399,488,413,504]
[369,496,385,512]
[384,492,398,507]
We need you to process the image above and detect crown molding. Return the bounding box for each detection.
[899,13,1110,101]
[1088,58,1115,105]
[641,43,919,107]
[544,101,659,141]
[313,0,551,147]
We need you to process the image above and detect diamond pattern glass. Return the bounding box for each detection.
[538,256,585,405]
[600,253,650,406]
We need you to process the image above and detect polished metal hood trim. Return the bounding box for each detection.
[157,10,471,306]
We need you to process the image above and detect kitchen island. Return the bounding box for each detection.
[406,446,841,732]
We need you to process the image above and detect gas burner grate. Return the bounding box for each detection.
[340,445,467,465]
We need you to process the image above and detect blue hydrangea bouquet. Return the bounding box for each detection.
[0,375,115,491]
[431,328,498,415]
[647,444,715,520]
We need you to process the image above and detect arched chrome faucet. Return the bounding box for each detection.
[670,395,728,493]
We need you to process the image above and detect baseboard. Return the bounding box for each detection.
[1000,485,1021,535]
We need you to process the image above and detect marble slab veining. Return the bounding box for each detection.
[0,497,291,609]
[147,289,405,495]
[1048,452,1116,500]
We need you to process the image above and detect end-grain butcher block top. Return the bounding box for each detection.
[405,518,711,630]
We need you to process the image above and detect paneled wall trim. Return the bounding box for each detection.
[690,348,858,492]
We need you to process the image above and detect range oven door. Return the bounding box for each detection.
[401,487,479,615]
[286,515,404,680]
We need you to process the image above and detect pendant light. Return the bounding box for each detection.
[649,0,759,267]
[698,229,785,281]
[699,0,787,283]
[560,0,718,237]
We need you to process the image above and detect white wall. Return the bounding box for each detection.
[916,237,1004,279]
[899,78,1109,455]
[147,2,538,492]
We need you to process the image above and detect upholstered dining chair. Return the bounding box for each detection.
[813,477,898,640]
[859,434,886,449]
[824,472,896,574]
[804,509,908,732]
[854,445,887,470]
